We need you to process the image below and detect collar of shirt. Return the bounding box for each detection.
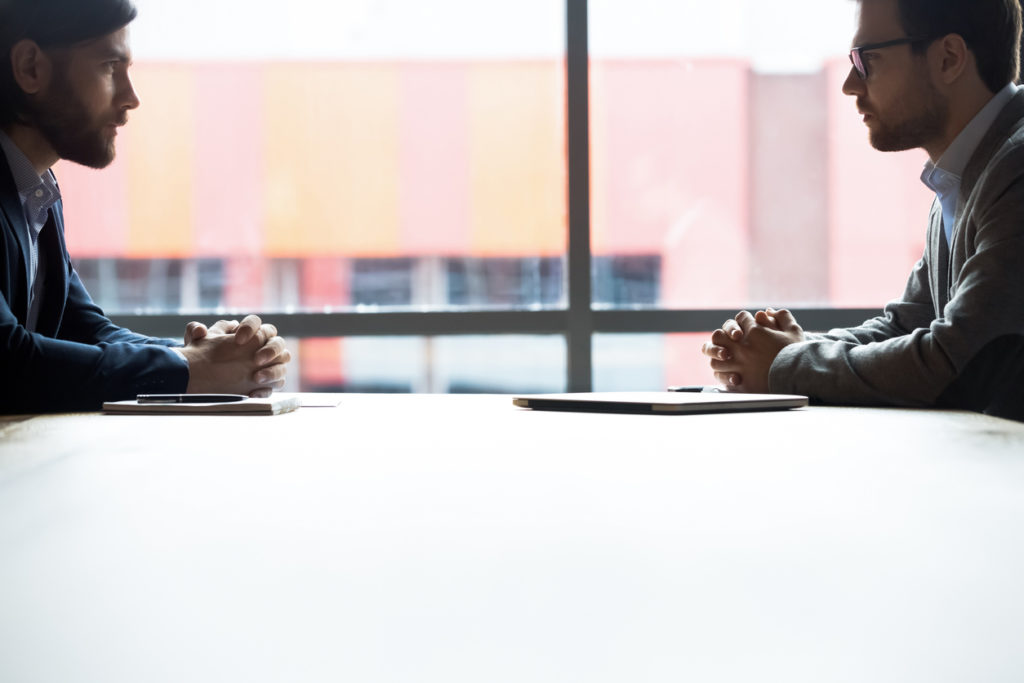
[920,81,1020,243]
[0,129,60,239]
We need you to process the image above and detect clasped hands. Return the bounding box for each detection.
[701,308,805,393]
[177,314,291,397]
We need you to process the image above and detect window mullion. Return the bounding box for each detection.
[566,0,593,392]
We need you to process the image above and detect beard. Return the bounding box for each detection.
[862,79,949,153]
[26,68,120,169]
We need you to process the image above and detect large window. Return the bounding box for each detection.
[61,0,932,392]
[588,0,933,388]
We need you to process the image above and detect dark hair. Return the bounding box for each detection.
[0,0,138,126]
[894,0,1022,93]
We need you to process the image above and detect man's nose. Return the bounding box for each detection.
[119,72,141,110]
[842,66,865,97]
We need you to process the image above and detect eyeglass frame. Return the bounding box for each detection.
[848,36,934,80]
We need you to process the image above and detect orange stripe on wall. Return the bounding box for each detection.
[263,64,400,257]
[825,58,930,307]
[123,64,195,258]
[193,64,266,257]
[56,154,130,258]
[398,63,471,257]
[298,338,345,388]
[594,60,750,308]
[468,62,566,257]
[589,61,609,260]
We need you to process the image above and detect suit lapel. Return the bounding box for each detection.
[0,157,32,322]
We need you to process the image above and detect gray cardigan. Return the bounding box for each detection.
[769,90,1024,420]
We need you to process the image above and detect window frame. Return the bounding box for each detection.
[111,0,879,392]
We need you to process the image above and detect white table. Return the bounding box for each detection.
[2,395,1024,682]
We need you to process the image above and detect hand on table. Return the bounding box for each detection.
[701,308,804,393]
[179,315,291,397]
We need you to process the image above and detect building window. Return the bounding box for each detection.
[62,1,925,392]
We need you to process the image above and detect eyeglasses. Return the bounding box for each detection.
[848,36,932,79]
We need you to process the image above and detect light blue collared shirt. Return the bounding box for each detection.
[921,82,1020,245]
[0,130,60,331]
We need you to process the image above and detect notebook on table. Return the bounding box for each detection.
[512,391,808,415]
[103,394,301,416]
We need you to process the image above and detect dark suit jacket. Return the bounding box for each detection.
[0,157,188,413]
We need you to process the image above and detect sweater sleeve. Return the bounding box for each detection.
[769,151,1024,418]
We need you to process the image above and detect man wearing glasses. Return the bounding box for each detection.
[702,0,1024,420]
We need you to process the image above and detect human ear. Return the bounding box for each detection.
[932,33,969,86]
[9,40,52,96]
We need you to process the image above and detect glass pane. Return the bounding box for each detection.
[58,1,566,315]
[295,335,566,393]
[593,333,716,392]
[590,0,934,310]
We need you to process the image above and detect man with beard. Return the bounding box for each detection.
[0,0,291,413]
[701,0,1024,420]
